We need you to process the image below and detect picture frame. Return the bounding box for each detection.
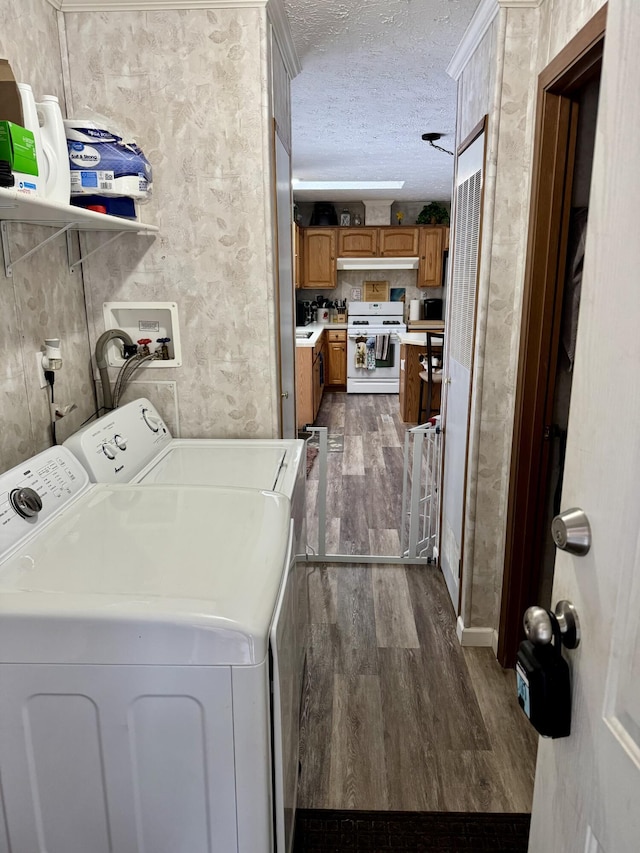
[363,280,390,302]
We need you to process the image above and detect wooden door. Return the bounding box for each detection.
[417,227,444,287]
[337,228,377,256]
[302,229,336,288]
[530,4,640,849]
[378,227,419,256]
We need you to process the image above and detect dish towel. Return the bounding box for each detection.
[375,334,390,361]
[366,336,376,370]
[355,340,367,368]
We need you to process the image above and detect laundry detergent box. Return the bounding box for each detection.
[0,120,39,195]
[64,117,152,201]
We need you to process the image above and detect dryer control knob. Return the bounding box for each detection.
[10,487,43,519]
[101,443,116,460]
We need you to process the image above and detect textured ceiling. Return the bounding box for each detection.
[284,0,480,202]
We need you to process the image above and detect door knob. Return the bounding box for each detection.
[551,507,591,555]
[523,600,580,649]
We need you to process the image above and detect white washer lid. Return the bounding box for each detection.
[0,484,291,667]
[136,440,304,497]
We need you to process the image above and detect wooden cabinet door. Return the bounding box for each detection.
[326,330,346,387]
[337,228,378,256]
[417,226,444,288]
[294,223,302,289]
[379,227,419,256]
[302,229,336,288]
[295,347,314,429]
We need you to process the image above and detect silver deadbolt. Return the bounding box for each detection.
[551,507,591,555]
[523,600,580,649]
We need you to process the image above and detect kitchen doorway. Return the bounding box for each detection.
[498,8,605,667]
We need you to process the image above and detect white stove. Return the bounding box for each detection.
[0,446,302,853]
[347,301,406,393]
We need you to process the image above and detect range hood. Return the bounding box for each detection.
[336,256,419,271]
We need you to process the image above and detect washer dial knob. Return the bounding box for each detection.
[113,434,127,450]
[10,487,43,519]
[142,408,161,433]
[101,443,116,460]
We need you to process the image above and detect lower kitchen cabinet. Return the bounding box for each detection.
[325,329,347,388]
[296,335,327,429]
[399,343,442,423]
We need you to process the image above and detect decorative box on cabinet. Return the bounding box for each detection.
[302,229,336,288]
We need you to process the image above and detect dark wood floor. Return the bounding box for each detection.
[300,391,538,813]
[299,561,538,812]
[306,392,409,557]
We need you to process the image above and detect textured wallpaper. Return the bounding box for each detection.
[454,0,607,633]
[0,0,96,474]
[64,7,281,439]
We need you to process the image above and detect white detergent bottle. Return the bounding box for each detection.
[17,83,43,196]
[37,95,71,205]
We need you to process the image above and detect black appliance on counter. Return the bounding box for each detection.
[296,301,314,326]
[424,298,443,320]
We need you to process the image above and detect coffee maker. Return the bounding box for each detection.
[296,300,314,326]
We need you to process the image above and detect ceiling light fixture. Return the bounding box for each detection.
[421,133,454,156]
[291,180,405,191]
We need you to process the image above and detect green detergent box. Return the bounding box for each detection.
[0,121,39,194]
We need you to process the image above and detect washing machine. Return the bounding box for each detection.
[62,398,306,557]
[0,447,300,853]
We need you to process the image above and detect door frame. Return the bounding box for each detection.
[497,5,607,667]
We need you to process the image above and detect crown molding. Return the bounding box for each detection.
[267,0,300,79]
[447,0,499,81]
[447,0,542,80]
[48,0,270,10]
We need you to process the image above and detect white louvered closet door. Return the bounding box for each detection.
[440,130,485,608]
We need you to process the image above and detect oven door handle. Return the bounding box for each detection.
[347,333,401,342]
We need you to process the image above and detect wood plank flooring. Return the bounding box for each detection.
[299,562,538,813]
[306,392,408,557]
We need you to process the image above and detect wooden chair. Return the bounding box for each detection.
[418,332,444,422]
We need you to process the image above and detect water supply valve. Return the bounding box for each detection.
[137,338,152,356]
[156,337,171,360]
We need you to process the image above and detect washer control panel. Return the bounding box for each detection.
[62,398,172,483]
[0,448,89,560]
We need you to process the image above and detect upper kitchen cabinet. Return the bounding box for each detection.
[379,227,419,256]
[294,223,303,289]
[302,228,336,289]
[418,226,445,288]
[337,228,378,257]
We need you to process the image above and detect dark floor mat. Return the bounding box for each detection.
[293,809,531,852]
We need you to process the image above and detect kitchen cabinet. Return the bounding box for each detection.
[296,333,327,428]
[326,329,347,388]
[379,227,419,257]
[294,223,302,289]
[418,225,444,288]
[301,228,336,289]
[399,342,442,423]
[337,228,378,257]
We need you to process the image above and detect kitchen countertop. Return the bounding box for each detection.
[295,321,348,347]
[399,331,445,346]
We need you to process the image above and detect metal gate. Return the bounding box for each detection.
[401,421,442,561]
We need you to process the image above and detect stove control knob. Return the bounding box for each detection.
[142,408,161,433]
[113,434,127,451]
[101,443,116,460]
[10,487,43,519]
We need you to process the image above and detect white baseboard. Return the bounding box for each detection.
[456,617,495,647]
[440,558,459,612]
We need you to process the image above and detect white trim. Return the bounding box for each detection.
[491,629,499,655]
[456,617,495,647]
[52,0,269,10]
[267,0,300,79]
[441,558,459,611]
[447,0,499,81]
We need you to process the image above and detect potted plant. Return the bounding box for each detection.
[416,201,450,226]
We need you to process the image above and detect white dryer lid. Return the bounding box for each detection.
[0,484,291,667]
[135,440,304,497]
